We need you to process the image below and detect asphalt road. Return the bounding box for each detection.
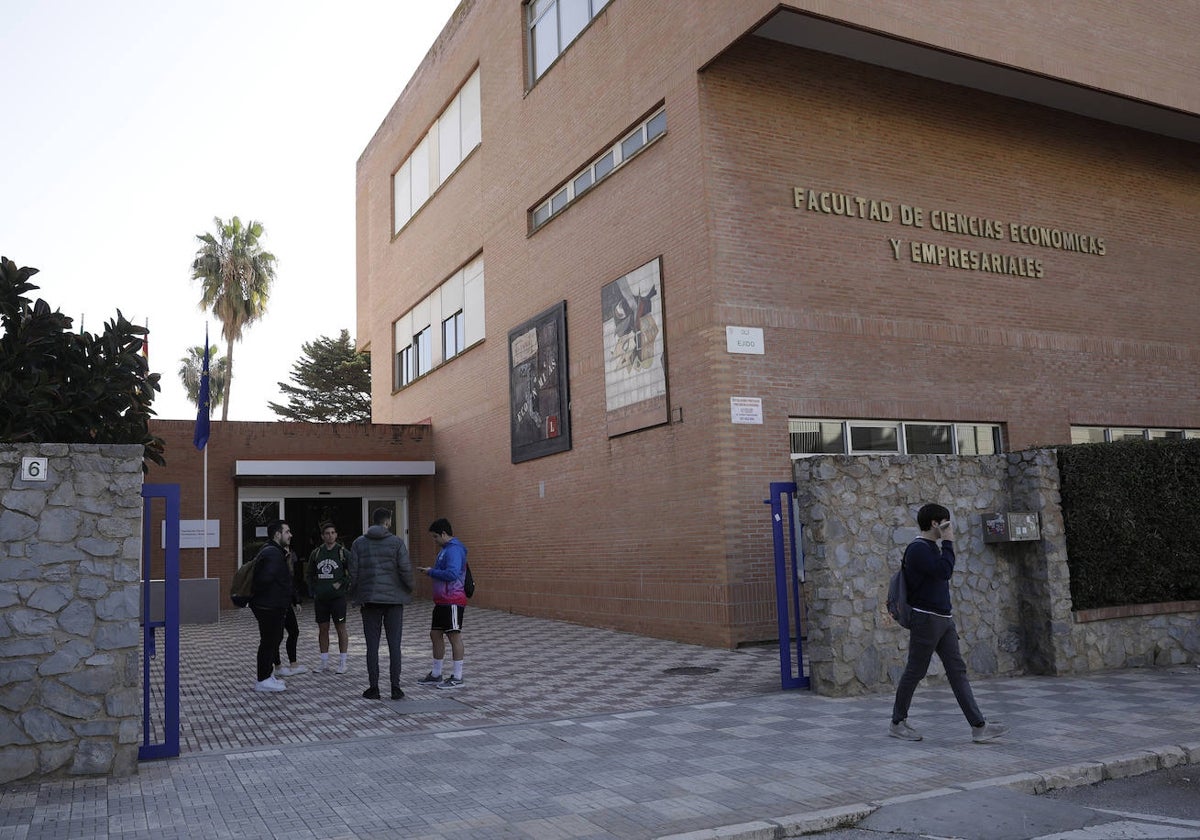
[808,765,1200,839]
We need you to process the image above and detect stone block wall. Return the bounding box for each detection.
[0,444,145,783]
[794,450,1199,697]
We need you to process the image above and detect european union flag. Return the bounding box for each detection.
[193,326,211,451]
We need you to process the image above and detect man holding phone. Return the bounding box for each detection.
[890,503,1009,744]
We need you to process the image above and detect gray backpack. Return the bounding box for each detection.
[886,554,912,628]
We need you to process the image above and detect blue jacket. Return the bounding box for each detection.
[902,538,955,616]
[428,537,467,606]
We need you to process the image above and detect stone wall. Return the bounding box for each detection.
[794,450,1200,696]
[0,444,144,783]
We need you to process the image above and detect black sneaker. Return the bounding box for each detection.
[417,672,441,686]
[436,676,464,689]
[391,687,405,700]
[362,686,380,700]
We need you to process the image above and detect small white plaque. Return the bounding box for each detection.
[730,396,764,425]
[163,520,221,549]
[726,326,765,355]
[21,457,48,482]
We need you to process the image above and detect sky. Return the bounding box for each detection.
[2,0,460,421]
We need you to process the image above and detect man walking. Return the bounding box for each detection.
[417,518,468,689]
[307,521,351,674]
[890,503,1009,743]
[348,508,413,700]
[249,519,293,693]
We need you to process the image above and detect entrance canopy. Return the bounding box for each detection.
[234,460,436,481]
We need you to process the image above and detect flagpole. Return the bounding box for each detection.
[203,445,209,578]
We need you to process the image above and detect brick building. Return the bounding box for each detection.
[146,420,434,604]
[355,1,1200,648]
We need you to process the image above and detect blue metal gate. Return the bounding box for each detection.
[766,481,809,690]
[140,483,180,760]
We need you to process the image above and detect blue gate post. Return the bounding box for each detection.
[766,481,809,690]
[140,483,180,760]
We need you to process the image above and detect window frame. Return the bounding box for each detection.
[527,0,612,83]
[529,106,665,232]
[442,310,466,361]
[789,419,1004,459]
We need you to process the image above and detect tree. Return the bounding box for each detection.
[191,216,277,421]
[178,345,229,412]
[0,256,164,467]
[268,330,371,422]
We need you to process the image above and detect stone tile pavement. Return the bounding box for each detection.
[2,602,1198,839]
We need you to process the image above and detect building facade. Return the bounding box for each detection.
[355,1,1200,648]
[146,420,434,605]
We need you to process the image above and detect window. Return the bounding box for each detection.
[528,0,611,81]
[395,346,413,389]
[904,423,954,455]
[392,256,486,391]
[790,419,1003,458]
[529,107,665,231]
[1070,425,1199,443]
[789,420,844,456]
[414,326,432,378]
[849,423,899,454]
[443,310,465,361]
[392,68,481,234]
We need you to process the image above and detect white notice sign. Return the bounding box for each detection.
[726,326,765,355]
[730,396,764,425]
[162,520,221,549]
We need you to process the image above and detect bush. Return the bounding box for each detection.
[0,256,164,467]
[1058,438,1200,609]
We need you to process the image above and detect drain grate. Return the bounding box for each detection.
[662,666,719,676]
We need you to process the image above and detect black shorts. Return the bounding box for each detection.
[431,604,465,633]
[313,597,347,625]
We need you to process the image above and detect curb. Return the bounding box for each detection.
[655,741,1200,839]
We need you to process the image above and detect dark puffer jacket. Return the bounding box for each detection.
[249,541,293,610]
[348,525,414,605]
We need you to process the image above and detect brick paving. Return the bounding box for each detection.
[2,602,1198,839]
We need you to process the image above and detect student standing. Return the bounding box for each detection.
[249,520,293,693]
[348,508,413,700]
[417,518,468,689]
[307,521,351,674]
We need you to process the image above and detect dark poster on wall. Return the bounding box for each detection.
[508,301,571,463]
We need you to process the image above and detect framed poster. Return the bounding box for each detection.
[601,257,668,436]
[509,301,571,463]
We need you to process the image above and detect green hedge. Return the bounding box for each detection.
[1058,439,1200,610]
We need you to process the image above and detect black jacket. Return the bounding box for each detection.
[249,541,293,610]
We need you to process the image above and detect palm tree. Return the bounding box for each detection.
[178,345,229,413]
[191,216,277,421]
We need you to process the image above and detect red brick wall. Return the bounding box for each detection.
[355,2,1199,647]
[146,420,435,603]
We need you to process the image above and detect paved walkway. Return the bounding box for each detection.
[2,603,1198,839]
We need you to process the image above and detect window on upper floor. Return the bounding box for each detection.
[393,67,482,235]
[789,419,1003,458]
[395,345,413,389]
[529,106,665,232]
[392,255,486,391]
[527,0,612,81]
[443,310,466,361]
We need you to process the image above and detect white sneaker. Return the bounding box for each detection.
[335,660,347,675]
[275,666,293,677]
[255,678,285,693]
[287,664,307,675]
[315,660,329,672]
[267,675,286,689]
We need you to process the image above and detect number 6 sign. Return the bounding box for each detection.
[21,457,48,482]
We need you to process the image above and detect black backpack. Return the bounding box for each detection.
[886,550,913,628]
[463,562,475,598]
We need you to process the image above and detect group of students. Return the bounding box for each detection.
[247,510,469,700]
